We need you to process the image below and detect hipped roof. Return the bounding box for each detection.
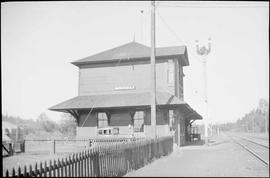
[71,42,189,67]
[49,92,202,120]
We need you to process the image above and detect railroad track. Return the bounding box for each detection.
[233,135,269,149]
[244,135,269,141]
[226,133,269,167]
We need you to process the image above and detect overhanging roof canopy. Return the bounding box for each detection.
[71,42,189,67]
[179,104,203,121]
[49,92,202,120]
[49,92,184,111]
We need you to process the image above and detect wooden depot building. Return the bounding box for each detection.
[49,41,202,146]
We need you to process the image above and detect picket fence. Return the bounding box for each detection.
[23,137,145,154]
[5,136,173,177]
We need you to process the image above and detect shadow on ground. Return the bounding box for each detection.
[183,139,229,147]
[183,140,206,146]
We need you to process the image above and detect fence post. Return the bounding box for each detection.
[24,165,27,177]
[84,151,87,177]
[68,155,72,177]
[53,160,57,177]
[20,140,25,153]
[71,154,75,177]
[45,161,48,177]
[93,147,100,177]
[18,165,21,177]
[65,157,68,177]
[12,168,15,177]
[29,165,33,177]
[57,159,61,177]
[23,140,25,152]
[35,162,39,177]
[53,139,56,154]
[5,169,9,177]
[97,147,101,177]
[60,158,64,177]
[9,143,13,156]
[49,160,52,177]
[79,153,83,177]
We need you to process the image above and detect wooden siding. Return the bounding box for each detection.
[76,108,172,138]
[76,127,97,139]
[79,60,181,96]
[144,109,168,126]
[110,110,132,126]
[78,111,97,127]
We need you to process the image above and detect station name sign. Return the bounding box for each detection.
[114,86,136,90]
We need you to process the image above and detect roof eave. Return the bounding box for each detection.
[49,103,187,112]
[71,54,187,68]
[181,47,189,66]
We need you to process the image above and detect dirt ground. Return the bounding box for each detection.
[125,133,269,177]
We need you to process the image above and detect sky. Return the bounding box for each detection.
[1,1,269,124]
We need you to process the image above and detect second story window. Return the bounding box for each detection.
[133,111,144,132]
[167,60,175,85]
[97,112,108,128]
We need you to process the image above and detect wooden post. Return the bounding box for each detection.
[21,140,25,153]
[49,160,52,177]
[53,139,56,154]
[24,165,27,177]
[29,165,33,177]
[12,168,15,177]
[18,166,21,177]
[6,170,9,177]
[150,0,157,139]
[9,143,13,156]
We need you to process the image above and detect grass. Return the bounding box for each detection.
[2,140,89,175]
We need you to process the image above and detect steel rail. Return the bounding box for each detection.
[244,135,269,141]
[233,134,269,149]
[227,134,269,166]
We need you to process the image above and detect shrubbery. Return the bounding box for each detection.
[2,112,77,140]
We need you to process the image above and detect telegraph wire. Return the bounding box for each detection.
[156,9,186,45]
[156,2,268,9]
[158,5,267,8]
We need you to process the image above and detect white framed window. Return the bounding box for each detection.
[133,111,144,132]
[97,112,108,128]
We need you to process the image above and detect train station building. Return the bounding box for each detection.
[49,41,202,146]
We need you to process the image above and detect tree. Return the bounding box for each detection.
[36,112,59,133]
[59,113,77,138]
[258,98,269,113]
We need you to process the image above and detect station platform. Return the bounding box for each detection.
[125,133,269,177]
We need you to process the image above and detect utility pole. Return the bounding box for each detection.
[150,0,157,139]
[140,10,144,42]
[195,38,212,146]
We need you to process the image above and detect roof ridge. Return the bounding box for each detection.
[76,91,172,97]
[72,41,150,64]
[157,45,186,48]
